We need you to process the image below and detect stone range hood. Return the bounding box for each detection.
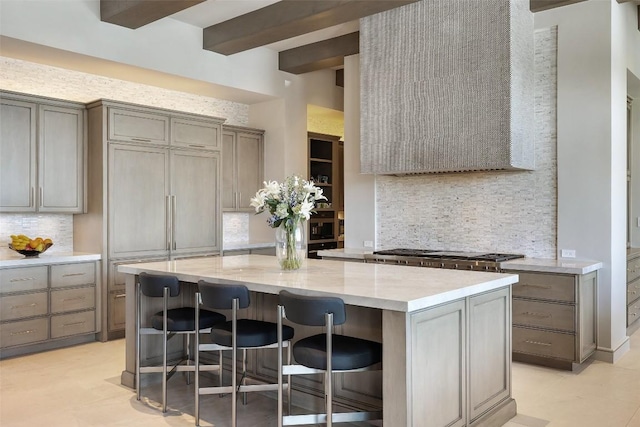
[360,0,534,174]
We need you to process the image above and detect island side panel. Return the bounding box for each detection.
[382,309,411,425]
[121,273,136,388]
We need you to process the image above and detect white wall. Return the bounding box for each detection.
[534,0,640,359]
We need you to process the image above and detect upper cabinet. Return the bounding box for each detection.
[108,107,169,145]
[222,125,264,212]
[0,92,86,213]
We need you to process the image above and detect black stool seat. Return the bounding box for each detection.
[151,307,225,331]
[293,334,382,370]
[211,319,294,348]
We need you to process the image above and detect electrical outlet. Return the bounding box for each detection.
[363,240,373,248]
[561,249,576,258]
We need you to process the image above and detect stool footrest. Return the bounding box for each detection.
[282,363,381,376]
[283,411,383,426]
[199,382,289,396]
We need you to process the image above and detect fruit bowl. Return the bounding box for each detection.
[8,242,53,258]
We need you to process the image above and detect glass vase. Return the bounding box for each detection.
[275,220,306,270]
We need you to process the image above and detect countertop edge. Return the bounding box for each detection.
[500,259,603,275]
[0,253,102,268]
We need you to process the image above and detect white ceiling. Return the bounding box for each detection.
[169,0,360,52]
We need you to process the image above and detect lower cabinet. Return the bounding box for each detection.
[223,247,275,256]
[507,270,597,370]
[0,261,99,358]
[628,251,640,333]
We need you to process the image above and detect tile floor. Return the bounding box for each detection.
[0,329,639,427]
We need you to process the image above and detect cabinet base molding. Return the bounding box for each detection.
[0,333,96,360]
[513,352,582,371]
[469,398,517,427]
[594,337,631,364]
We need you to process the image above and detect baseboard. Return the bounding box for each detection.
[470,398,517,427]
[594,336,631,363]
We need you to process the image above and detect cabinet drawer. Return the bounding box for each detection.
[51,286,95,313]
[627,277,640,305]
[50,263,95,288]
[0,266,48,293]
[171,118,219,150]
[51,310,95,338]
[512,272,575,302]
[108,108,169,145]
[0,318,49,348]
[513,326,575,361]
[628,256,640,284]
[0,291,48,321]
[513,299,575,332]
[628,300,640,326]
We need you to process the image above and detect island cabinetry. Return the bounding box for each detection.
[0,261,99,358]
[385,286,513,427]
[75,100,223,339]
[628,251,640,333]
[508,270,597,370]
[222,125,264,211]
[0,91,86,213]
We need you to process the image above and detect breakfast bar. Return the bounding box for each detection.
[119,255,519,427]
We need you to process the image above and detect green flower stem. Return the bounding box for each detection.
[280,223,302,270]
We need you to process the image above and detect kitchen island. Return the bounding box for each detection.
[119,255,519,427]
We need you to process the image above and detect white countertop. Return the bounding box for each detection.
[317,248,372,260]
[223,242,275,251]
[500,258,602,275]
[118,255,518,313]
[0,252,101,268]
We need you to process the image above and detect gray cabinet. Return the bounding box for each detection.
[508,270,597,370]
[75,100,224,339]
[628,250,640,333]
[0,92,86,213]
[0,261,99,359]
[222,125,264,211]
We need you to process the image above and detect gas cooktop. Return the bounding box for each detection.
[372,248,524,262]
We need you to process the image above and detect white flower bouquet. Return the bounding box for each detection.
[250,175,326,269]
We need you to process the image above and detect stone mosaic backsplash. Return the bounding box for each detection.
[376,27,558,259]
[0,214,74,256]
[0,57,249,126]
[222,212,250,243]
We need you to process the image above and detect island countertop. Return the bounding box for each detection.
[118,254,518,312]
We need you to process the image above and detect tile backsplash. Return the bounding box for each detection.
[0,214,74,256]
[222,212,250,243]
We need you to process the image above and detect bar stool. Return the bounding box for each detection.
[136,272,226,413]
[277,290,383,426]
[195,279,295,427]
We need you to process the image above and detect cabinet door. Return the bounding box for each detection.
[410,300,466,427]
[171,117,220,150]
[222,131,236,210]
[109,144,170,258]
[108,107,169,145]
[170,149,220,254]
[0,99,37,212]
[236,132,262,210]
[468,287,511,422]
[38,105,85,212]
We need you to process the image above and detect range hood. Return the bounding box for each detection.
[360,0,534,174]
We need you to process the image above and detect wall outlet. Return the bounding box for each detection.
[363,240,374,248]
[561,249,576,258]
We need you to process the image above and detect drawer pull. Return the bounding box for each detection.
[9,277,35,282]
[10,303,38,309]
[10,329,36,336]
[524,340,552,347]
[520,284,552,290]
[62,296,86,302]
[188,144,206,148]
[114,294,126,299]
[131,138,151,142]
[63,321,86,327]
[522,311,551,319]
[62,273,86,277]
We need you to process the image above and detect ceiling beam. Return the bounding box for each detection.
[279,32,359,75]
[203,0,418,56]
[530,0,586,12]
[101,0,205,29]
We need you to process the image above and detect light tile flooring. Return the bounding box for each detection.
[1,329,639,427]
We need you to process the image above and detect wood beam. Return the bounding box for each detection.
[279,32,359,74]
[530,0,586,12]
[203,0,418,56]
[101,0,205,29]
